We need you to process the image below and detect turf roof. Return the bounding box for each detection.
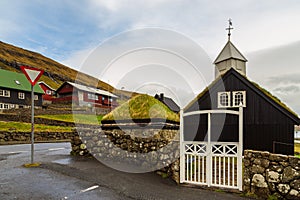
[102,94,179,122]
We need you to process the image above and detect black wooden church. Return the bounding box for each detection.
[184,28,300,155]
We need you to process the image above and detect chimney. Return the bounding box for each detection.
[160,93,164,100]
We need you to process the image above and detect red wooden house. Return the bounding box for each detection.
[55,82,118,108]
[38,81,56,103]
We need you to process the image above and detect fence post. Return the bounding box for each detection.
[238,105,243,191]
[179,109,184,183]
[207,112,212,187]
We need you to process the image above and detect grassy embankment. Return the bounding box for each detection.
[0,114,103,132]
[0,121,74,132]
[295,142,300,158]
[36,114,103,125]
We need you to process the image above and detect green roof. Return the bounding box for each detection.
[102,94,179,122]
[0,69,44,94]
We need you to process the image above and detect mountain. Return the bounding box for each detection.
[0,41,114,91]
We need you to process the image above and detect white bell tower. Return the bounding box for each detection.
[214,19,247,78]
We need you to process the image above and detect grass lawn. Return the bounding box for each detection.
[0,121,74,132]
[295,143,300,157]
[36,114,103,125]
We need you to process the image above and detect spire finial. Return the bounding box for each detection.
[226,18,233,41]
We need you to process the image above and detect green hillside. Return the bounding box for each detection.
[0,41,114,91]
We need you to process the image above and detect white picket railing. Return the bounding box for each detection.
[180,108,243,191]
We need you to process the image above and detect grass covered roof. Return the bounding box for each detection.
[102,94,179,122]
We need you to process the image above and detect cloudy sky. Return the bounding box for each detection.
[1,0,300,114]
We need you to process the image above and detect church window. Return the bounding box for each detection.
[218,92,231,108]
[233,91,246,107]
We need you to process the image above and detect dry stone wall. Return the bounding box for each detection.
[71,128,180,183]
[244,150,300,199]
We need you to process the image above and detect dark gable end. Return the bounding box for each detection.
[185,68,300,125]
[184,68,299,155]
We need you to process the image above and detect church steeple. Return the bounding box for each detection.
[214,19,247,78]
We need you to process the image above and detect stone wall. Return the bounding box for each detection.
[0,131,78,144]
[71,128,180,183]
[244,150,300,199]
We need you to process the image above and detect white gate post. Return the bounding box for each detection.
[206,112,212,187]
[179,109,185,183]
[237,106,243,191]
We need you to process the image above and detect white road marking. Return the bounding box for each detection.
[80,185,99,193]
[62,185,100,199]
[48,147,65,151]
[8,151,28,154]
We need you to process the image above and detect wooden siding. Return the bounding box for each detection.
[184,69,297,155]
[0,88,42,107]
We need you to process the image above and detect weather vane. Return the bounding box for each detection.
[226,18,233,40]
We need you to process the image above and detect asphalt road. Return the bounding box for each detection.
[0,143,127,200]
[0,143,252,200]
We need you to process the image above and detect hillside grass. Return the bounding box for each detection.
[36,114,103,125]
[102,94,179,122]
[0,41,114,91]
[0,121,74,132]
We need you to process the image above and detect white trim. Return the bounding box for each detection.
[38,81,56,91]
[66,82,118,98]
[179,109,184,183]
[232,91,246,107]
[87,93,98,100]
[183,109,239,117]
[217,91,231,108]
[18,92,25,99]
[0,89,10,97]
[180,108,243,191]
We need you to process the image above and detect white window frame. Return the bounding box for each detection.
[218,92,231,108]
[46,90,52,95]
[4,90,10,97]
[3,104,9,109]
[88,93,98,100]
[0,89,10,97]
[232,91,246,107]
[18,92,25,99]
[34,95,39,100]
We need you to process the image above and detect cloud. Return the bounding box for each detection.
[1,0,300,113]
[274,85,300,94]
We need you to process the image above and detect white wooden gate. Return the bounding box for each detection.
[179,108,243,191]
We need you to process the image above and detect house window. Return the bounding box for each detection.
[233,91,246,107]
[0,89,10,97]
[88,93,98,100]
[18,92,25,99]
[34,95,39,100]
[46,90,52,95]
[3,104,9,109]
[102,96,105,101]
[218,92,231,108]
